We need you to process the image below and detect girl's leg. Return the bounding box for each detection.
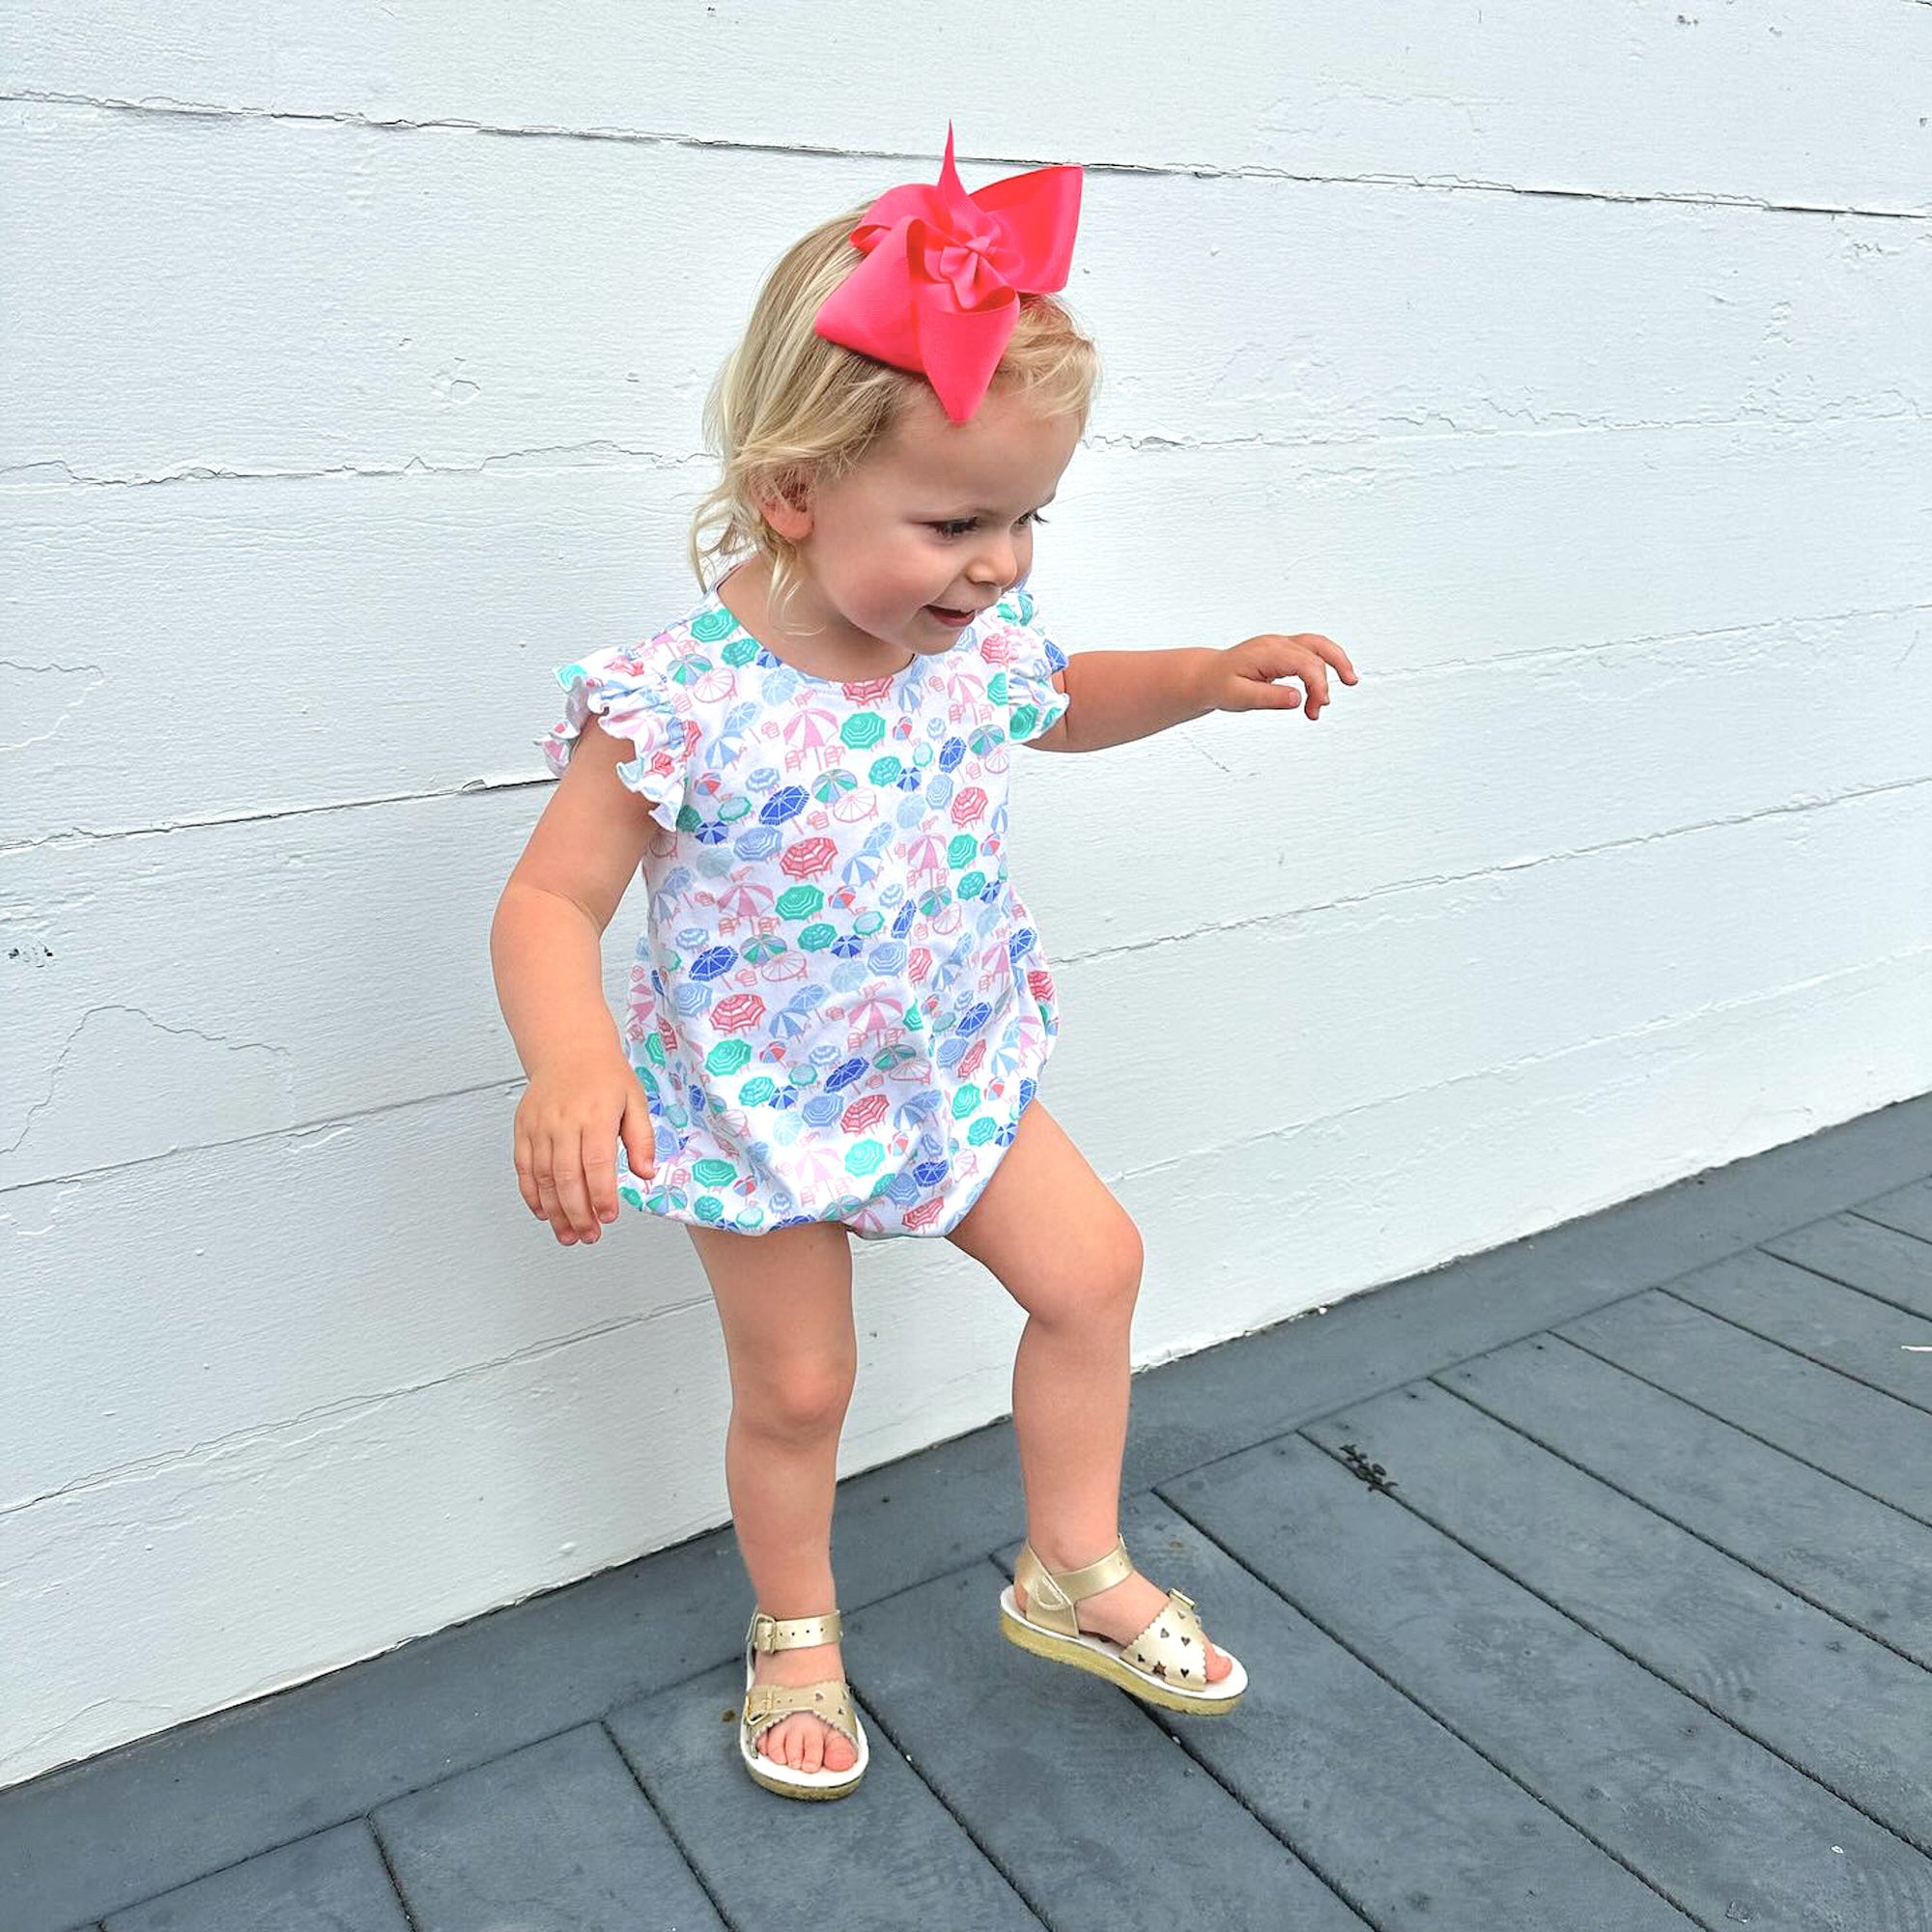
[945,1101,1232,1681]
[685,1218,861,1773]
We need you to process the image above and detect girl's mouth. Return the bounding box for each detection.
[924,604,978,628]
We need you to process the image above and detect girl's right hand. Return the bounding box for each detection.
[512,1049,657,1245]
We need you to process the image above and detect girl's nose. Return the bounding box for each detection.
[968,538,1015,586]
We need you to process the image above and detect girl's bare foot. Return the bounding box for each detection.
[748,1638,860,1773]
[1015,1561,1234,1682]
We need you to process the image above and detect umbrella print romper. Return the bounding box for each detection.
[538,575,1072,1240]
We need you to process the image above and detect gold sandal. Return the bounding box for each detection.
[738,1606,869,1800]
[999,1535,1247,1716]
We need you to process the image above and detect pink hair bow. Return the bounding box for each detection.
[812,124,1084,424]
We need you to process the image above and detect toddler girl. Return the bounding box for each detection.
[492,127,1355,1801]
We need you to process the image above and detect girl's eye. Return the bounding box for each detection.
[929,511,1048,538]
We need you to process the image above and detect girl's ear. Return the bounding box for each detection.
[757,468,814,545]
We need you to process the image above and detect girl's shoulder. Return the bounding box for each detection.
[973,579,1067,675]
[589,590,727,684]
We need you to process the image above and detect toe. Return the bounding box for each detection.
[1203,1640,1233,1683]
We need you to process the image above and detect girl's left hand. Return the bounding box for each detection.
[1207,633,1358,720]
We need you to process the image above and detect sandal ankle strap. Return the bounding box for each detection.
[748,1606,843,1653]
[1013,1534,1134,1635]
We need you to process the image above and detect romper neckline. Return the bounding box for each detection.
[702,575,969,698]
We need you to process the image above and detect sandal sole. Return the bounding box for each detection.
[998,1585,1247,1716]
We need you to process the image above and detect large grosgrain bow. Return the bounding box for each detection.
[812,124,1084,424]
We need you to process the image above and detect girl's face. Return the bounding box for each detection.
[762,383,1082,665]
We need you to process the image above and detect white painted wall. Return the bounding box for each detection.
[4,0,1928,1790]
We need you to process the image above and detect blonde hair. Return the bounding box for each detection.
[687,200,1100,633]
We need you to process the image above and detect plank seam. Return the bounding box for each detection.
[1151,1478,1707,1927]
[1287,1425,1932,1861]
[597,1716,744,1932]
[1658,1283,1932,1417]
[1550,1320,1932,1534]
[1428,1353,1932,1674]
[817,1675,1054,1932]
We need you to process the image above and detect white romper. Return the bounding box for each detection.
[539,577,1072,1239]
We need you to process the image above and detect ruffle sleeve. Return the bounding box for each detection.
[988,582,1071,745]
[539,645,695,835]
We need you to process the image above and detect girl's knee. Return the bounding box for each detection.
[737,1353,856,1438]
[1040,1212,1144,1325]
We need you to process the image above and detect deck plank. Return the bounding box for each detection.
[986,1496,1695,1932]
[1557,1290,1932,1525]
[99,1823,407,1932]
[607,1649,1044,1932]
[371,1725,725,1932]
[845,1548,1367,1932]
[1760,1211,1932,1319]
[1438,1333,1932,1665]
[1298,1379,1932,1850]
[1162,1430,1932,1929]
[1668,1253,1932,1412]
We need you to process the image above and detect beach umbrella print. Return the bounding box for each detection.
[845,982,900,1035]
[716,878,775,921]
[712,992,766,1035]
[893,1090,944,1132]
[742,933,787,964]
[783,702,840,758]
[789,1143,850,1197]
[942,663,982,710]
[703,699,762,769]
[904,832,947,880]
[841,1092,890,1135]
[759,784,810,826]
[769,990,821,1039]
[831,789,877,825]
[810,768,857,805]
[781,836,838,880]
[665,644,715,686]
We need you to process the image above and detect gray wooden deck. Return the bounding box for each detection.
[7,1094,1930,1932]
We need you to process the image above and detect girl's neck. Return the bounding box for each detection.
[716,556,916,684]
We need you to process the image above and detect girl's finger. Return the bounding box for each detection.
[535,1133,581,1243]
[620,1091,658,1184]
[581,1124,620,1227]
[513,1122,543,1217]
[553,1134,602,1243]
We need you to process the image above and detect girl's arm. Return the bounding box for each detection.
[1029,634,1356,753]
[492,721,659,1077]
[1029,648,1218,753]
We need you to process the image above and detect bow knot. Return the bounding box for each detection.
[813,125,1084,423]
